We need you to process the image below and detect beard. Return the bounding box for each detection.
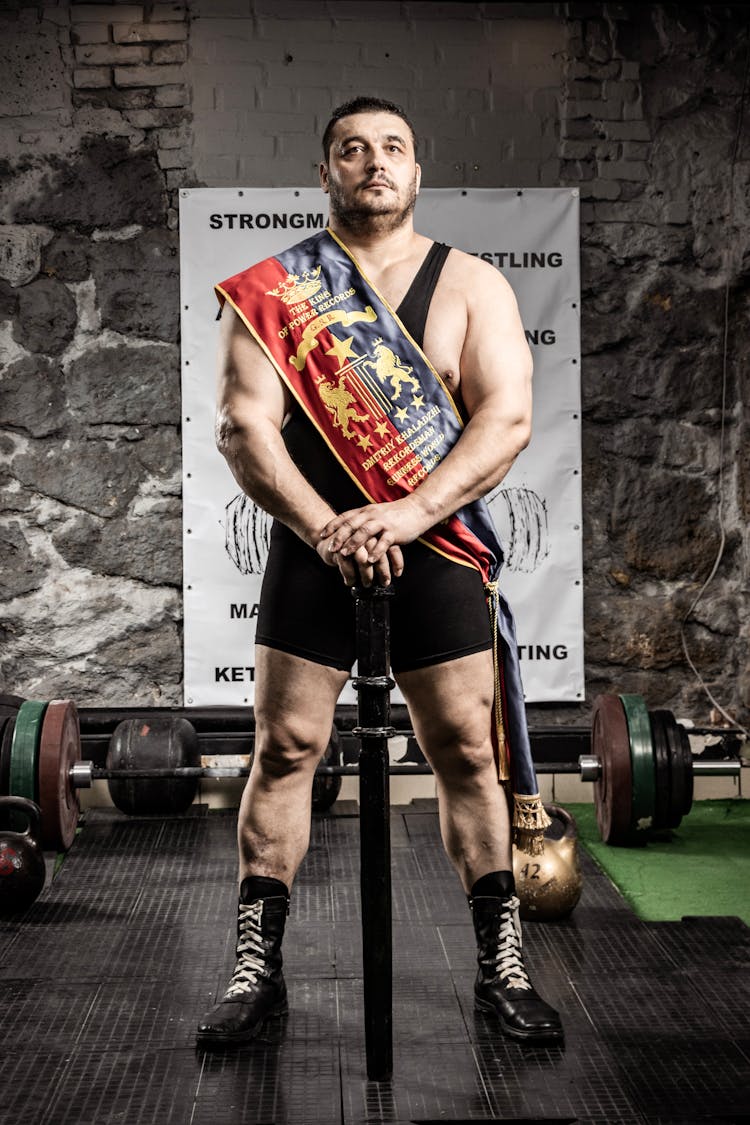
[327,172,419,234]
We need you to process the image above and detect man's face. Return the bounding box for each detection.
[320,111,421,232]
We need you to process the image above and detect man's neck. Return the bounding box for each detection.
[328,214,422,266]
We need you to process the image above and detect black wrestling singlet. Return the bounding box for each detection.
[281,241,452,510]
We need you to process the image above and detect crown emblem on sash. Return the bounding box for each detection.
[266,266,322,304]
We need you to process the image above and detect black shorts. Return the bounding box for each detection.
[255,522,493,674]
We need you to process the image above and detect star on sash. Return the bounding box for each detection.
[357,434,372,451]
[394,406,409,422]
[326,334,358,368]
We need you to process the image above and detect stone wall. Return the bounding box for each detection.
[0,1,747,727]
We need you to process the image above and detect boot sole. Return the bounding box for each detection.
[196,1002,289,1050]
[474,997,564,1045]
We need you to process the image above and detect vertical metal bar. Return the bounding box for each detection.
[352,584,395,1081]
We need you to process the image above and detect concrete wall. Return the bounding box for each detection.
[1,1,748,731]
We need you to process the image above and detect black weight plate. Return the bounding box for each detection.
[0,694,25,715]
[678,722,694,816]
[648,710,671,832]
[0,715,14,796]
[107,717,200,816]
[657,709,686,831]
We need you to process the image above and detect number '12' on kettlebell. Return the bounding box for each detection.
[0,796,46,914]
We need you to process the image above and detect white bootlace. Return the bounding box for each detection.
[493,895,532,991]
[225,901,267,998]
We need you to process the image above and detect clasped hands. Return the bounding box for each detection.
[316,497,426,587]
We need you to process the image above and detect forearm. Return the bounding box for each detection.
[219,424,335,548]
[409,406,530,530]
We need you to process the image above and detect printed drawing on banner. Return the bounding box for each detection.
[221,484,549,580]
[486,484,549,574]
[224,493,271,575]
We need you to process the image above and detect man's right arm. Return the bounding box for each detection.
[214,304,336,549]
[214,305,400,586]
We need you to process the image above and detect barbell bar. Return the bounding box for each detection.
[0,694,743,853]
[69,756,739,785]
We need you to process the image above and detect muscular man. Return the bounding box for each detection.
[197,96,563,1048]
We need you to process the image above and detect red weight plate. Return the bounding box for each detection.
[592,693,633,845]
[38,700,81,851]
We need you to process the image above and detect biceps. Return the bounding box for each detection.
[216,311,290,437]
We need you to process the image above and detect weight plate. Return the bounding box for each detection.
[38,700,81,851]
[0,715,14,796]
[678,722,694,817]
[659,709,686,830]
[9,700,47,803]
[619,693,655,832]
[0,694,25,715]
[107,717,200,817]
[648,710,672,832]
[592,694,633,845]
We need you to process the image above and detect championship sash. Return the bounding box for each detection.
[216,228,549,853]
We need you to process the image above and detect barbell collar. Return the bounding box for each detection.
[69,760,93,789]
[351,676,396,690]
[578,754,601,782]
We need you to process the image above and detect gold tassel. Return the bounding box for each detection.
[512,793,551,856]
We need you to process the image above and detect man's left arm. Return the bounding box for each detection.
[320,258,533,565]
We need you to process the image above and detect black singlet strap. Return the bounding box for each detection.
[395,241,451,348]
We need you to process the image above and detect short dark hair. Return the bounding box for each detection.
[321,96,417,160]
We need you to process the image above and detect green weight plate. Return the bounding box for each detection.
[9,701,47,803]
[619,693,655,832]
[592,693,633,845]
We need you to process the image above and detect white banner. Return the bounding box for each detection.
[179,188,583,705]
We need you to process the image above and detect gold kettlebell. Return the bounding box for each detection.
[512,803,582,921]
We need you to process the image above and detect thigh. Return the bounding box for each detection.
[254,644,349,754]
[396,648,496,767]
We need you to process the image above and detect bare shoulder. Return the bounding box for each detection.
[442,247,520,313]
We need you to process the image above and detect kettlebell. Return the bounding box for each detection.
[512,803,582,922]
[0,797,46,914]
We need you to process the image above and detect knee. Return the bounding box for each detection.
[252,715,328,779]
[423,717,496,784]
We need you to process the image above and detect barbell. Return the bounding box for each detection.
[0,693,742,855]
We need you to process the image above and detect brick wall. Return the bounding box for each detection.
[0,1,748,728]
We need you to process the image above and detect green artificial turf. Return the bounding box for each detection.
[565,799,750,924]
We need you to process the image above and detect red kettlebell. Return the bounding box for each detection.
[0,797,46,914]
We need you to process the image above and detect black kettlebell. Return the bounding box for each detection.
[0,797,46,914]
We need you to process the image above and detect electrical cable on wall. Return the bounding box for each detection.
[679,22,750,737]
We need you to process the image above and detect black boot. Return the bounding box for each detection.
[196,892,289,1049]
[470,892,564,1044]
